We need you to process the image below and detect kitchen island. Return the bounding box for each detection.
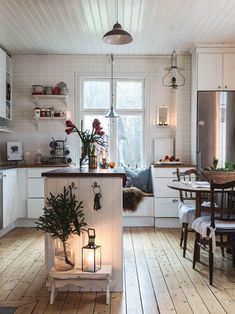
[42,167,126,292]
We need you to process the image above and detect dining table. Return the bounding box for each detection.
[167,180,211,218]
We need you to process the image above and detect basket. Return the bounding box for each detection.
[201,170,235,184]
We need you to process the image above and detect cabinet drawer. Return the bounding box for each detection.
[151,167,194,178]
[123,197,154,217]
[155,198,179,218]
[2,168,17,178]
[27,168,55,178]
[27,198,44,218]
[28,178,44,197]
[153,178,179,197]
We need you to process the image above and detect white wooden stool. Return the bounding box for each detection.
[49,265,112,305]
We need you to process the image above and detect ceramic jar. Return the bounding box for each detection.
[34,107,41,118]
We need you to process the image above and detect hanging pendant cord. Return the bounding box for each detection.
[116,0,118,23]
[111,54,114,110]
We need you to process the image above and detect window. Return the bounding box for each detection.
[81,78,145,167]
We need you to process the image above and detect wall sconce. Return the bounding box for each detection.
[82,228,101,272]
[157,106,169,126]
[162,50,185,89]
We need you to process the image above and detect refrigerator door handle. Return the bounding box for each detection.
[221,106,226,123]
[197,151,202,169]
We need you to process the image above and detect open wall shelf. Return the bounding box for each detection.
[32,94,68,106]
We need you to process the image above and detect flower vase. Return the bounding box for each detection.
[89,155,98,169]
[80,145,88,168]
[54,238,75,271]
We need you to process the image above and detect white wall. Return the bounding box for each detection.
[0,54,192,166]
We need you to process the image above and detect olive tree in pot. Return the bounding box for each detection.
[36,185,87,271]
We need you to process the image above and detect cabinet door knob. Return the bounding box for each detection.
[172,199,178,203]
[218,86,221,89]
[225,85,227,88]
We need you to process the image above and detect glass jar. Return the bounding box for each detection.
[45,109,51,117]
[54,238,74,271]
[40,108,46,117]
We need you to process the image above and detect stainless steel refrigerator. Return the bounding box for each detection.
[197,91,235,169]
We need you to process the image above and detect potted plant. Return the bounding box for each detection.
[36,185,87,271]
[65,119,107,168]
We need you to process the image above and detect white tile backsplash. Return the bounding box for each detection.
[0,54,192,165]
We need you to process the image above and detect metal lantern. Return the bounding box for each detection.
[162,50,185,89]
[82,228,101,272]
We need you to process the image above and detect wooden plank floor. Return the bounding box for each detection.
[0,227,235,313]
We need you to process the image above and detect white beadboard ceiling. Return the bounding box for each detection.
[1,0,235,55]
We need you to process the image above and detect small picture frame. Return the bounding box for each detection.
[7,141,23,161]
[157,106,169,126]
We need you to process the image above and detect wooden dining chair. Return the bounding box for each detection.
[176,168,199,257]
[192,180,235,285]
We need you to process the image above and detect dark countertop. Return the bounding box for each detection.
[152,163,196,168]
[42,167,126,178]
[0,164,69,170]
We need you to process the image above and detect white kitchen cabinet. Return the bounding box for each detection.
[27,167,59,218]
[27,198,44,218]
[223,54,235,90]
[197,53,235,91]
[0,48,7,118]
[151,166,193,228]
[17,168,27,218]
[2,169,17,228]
[197,54,223,90]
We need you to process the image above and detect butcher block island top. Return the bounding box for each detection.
[42,167,126,177]
[43,167,124,293]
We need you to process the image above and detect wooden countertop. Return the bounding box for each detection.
[42,167,126,177]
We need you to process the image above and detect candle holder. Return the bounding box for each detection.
[100,148,109,169]
[82,228,101,272]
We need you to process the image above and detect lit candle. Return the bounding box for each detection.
[86,251,94,272]
[101,148,107,160]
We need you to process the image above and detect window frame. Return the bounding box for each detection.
[80,76,146,167]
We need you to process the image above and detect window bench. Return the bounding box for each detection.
[123,193,154,227]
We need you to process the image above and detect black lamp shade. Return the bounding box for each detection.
[103,22,133,45]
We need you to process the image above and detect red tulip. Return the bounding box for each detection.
[99,130,105,136]
[65,127,74,135]
[92,118,101,129]
[66,120,75,128]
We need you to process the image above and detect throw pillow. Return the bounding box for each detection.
[123,166,153,193]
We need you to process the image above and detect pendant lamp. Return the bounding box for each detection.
[105,54,119,118]
[102,0,133,45]
[162,50,185,89]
